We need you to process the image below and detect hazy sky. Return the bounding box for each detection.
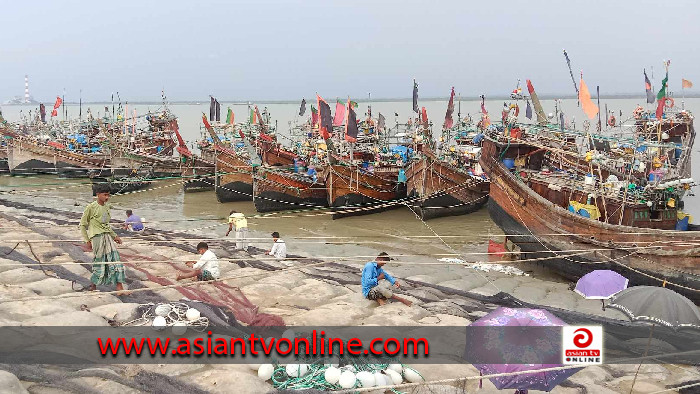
[3,0,698,102]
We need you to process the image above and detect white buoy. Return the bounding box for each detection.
[185,308,201,321]
[373,372,387,387]
[387,364,403,374]
[152,316,166,331]
[324,366,341,384]
[384,369,402,385]
[338,370,357,389]
[154,304,171,317]
[286,364,308,378]
[356,371,375,387]
[258,364,274,381]
[403,367,423,383]
[171,321,187,336]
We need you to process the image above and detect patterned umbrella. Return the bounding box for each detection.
[607,286,700,329]
[575,270,629,299]
[470,307,581,392]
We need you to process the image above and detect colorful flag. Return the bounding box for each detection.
[311,105,318,127]
[317,95,333,139]
[249,107,255,124]
[255,105,265,126]
[299,98,306,116]
[210,97,216,121]
[578,77,599,119]
[202,113,211,130]
[226,108,234,124]
[480,96,487,115]
[215,100,221,122]
[39,103,46,122]
[345,100,359,142]
[412,80,419,113]
[51,96,62,117]
[682,79,693,89]
[644,69,655,104]
[656,70,669,119]
[377,113,386,131]
[444,87,455,129]
[525,100,532,119]
[333,100,345,126]
[421,107,428,126]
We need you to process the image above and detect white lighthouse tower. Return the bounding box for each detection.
[24,75,29,103]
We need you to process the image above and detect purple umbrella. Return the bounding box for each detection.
[575,270,628,309]
[470,307,580,392]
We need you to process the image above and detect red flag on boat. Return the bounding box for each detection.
[480,95,488,115]
[51,96,62,117]
[311,105,318,127]
[444,87,455,129]
[578,76,599,119]
[421,107,428,126]
[317,95,333,139]
[333,100,345,126]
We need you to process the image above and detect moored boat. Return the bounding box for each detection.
[253,166,327,212]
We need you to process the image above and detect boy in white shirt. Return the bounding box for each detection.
[267,231,287,259]
[176,242,220,281]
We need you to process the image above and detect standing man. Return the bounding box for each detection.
[123,210,144,231]
[267,231,287,259]
[80,184,125,292]
[225,210,249,251]
[361,252,412,306]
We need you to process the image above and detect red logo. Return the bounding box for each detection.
[573,328,593,348]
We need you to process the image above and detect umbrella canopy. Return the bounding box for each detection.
[574,270,629,299]
[607,286,700,329]
[471,307,580,391]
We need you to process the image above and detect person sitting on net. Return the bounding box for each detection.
[267,231,287,259]
[176,242,220,281]
[122,210,144,231]
[361,252,412,306]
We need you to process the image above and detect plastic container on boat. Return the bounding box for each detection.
[584,174,595,186]
[502,158,515,169]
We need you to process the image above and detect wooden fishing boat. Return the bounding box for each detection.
[258,136,297,166]
[479,135,700,302]
[253,166,327,212]
[90,176,153,195]
[405,151,489,220]
[324,163,403,219]
[4,133,109,177]
[0,144,9,173]
[214,145,253,202]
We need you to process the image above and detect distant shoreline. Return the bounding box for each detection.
[3,93,699,106]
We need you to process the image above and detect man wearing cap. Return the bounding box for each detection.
[361,252,412,306]
[267,231,287,259]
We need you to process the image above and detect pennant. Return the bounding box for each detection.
[657,71,668,100]
[311,105,318,127]
[299,98,306,116]
[333,101,345,126]
[525,100,532,119]
[412,80,419,113]
[377,113,386,130]
[444,87,455,129]
[210,97,216,121]
[215,100,221,122]
[51,96,62,117]
[682,78,693,89]
[226,108,234,124]
[345,100,359,142]
[578,77,599,119]
[644,69,655,104]
[421,107,428,126]
[39,103,46,122]
[526,79,547,124]
[480,96,487,115]
[317,95,333,139]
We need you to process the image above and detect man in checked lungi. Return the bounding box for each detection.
[80,184,126,292]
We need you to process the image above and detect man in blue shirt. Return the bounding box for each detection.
[123,210,144,231]
[361,252,412,306]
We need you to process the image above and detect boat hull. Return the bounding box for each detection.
[213,146,253,203]
[253,169,327,212]
[325,164,404,219]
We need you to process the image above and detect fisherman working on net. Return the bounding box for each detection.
[267,231,287,259]
[361,252,412,306]
[225,210,249,251]
[122,209,144,231]
[79,184,126,292]
[176,242,220,281]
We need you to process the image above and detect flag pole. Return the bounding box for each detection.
[596,86,602,132]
